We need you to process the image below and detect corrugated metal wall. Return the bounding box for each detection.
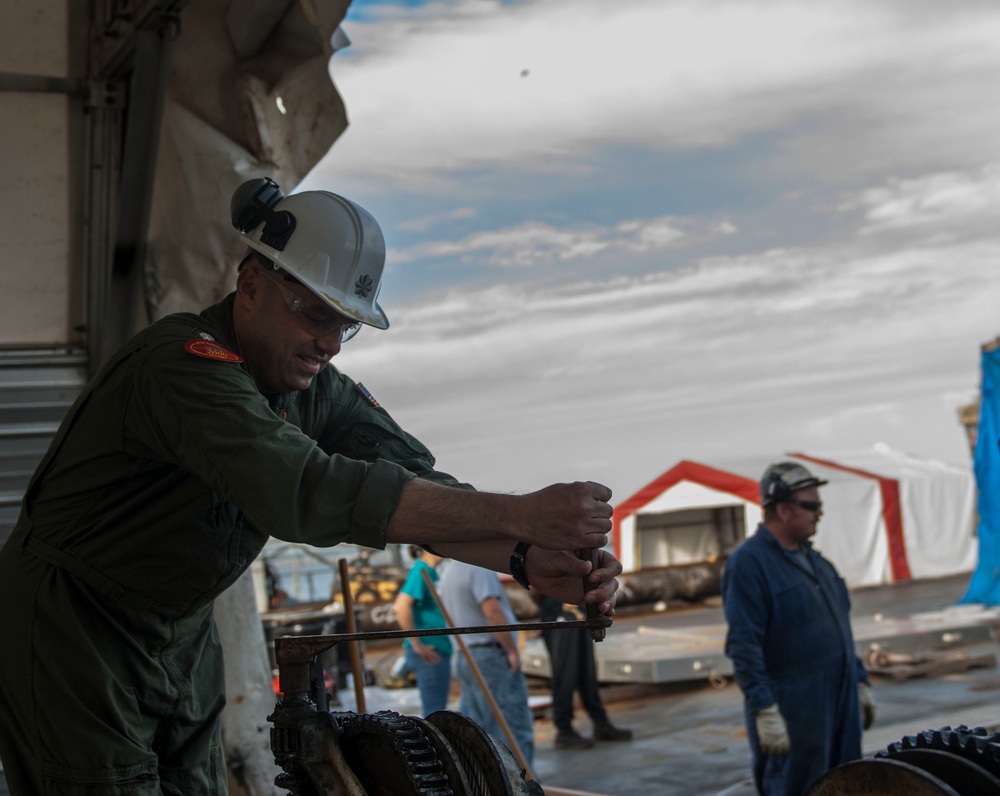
[0,349,88,547]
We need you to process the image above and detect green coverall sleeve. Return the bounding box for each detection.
[128,339,412,550]
[314,368,474,491]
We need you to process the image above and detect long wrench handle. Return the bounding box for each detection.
[577,547,606,642]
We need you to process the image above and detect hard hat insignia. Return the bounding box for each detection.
[355,274,374,298]
[184,339,243,363]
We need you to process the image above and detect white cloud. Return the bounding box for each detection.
[390,213,728,267]
[337,202,1000,494]
[851,164,1000,235]
[302,2,1000,499]
[397,206,477,232]
[316,0,1000,192]
[619,218,687,253]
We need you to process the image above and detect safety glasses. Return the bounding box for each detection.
[785,499,822,512]
[258,268,361,342]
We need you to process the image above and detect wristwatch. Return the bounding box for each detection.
[509,542,531,590]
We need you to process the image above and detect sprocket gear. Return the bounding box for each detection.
[805,758,961,795]
[334,709,454,795]
[426,709,535,796]
[882,748,1000,793]
[407,715,475,796]
[878,724,1000,780]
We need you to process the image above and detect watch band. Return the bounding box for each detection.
[509,542,531,590]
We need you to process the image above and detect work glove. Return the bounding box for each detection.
[755,704,790,756]
[858,681,876,730]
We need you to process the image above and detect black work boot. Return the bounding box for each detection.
[594,721,633,742]
[554,728,594,749]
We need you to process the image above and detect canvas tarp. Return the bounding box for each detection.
[962,345,1000,605]
[145,0,353,322]
[612,445,977,588]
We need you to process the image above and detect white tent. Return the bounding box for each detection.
[612,445,977,587]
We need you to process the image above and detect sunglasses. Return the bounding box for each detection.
[784,499,822,512]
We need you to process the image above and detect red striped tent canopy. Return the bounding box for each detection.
[611,446,976,587]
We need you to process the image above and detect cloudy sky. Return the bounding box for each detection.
[301,0,1000,504]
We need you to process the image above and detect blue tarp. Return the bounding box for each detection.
[961,346,1000,605]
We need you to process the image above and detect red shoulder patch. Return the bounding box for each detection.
[184,340,243,363]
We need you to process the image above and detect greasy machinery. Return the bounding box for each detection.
[266,548,1000,795]
[270,619,1000,795]
[803,725,1000,795]
[268,617,611,795]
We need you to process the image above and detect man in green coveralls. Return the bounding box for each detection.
[0,179,621,795]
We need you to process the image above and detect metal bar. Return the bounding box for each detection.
[0,426,62,439]
[84,100,119,376]
[110,23,171,281]
[274,617,611,665]
[0,350,88,363]
[93,1,189,81]
[337,558,366,713]
[0,74,86,95]
[98,21,175,365]
[578,547,606,642]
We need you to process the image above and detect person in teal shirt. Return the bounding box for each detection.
[394,546,453,715]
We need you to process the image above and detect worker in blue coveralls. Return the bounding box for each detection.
[722,462,875,796]
[0,178,622,796]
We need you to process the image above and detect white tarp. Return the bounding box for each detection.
[146,0,353,321]
[613,444,977,587]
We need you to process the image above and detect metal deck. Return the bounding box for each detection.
[521,604,1000,685]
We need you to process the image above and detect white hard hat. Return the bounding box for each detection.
[230,178,389,329]
[759,462,829,507]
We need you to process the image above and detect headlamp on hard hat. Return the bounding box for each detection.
[230,178,296,251]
